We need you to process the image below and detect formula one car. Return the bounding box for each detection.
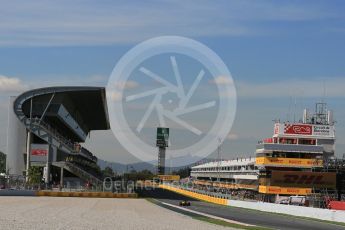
[179,200,191,206]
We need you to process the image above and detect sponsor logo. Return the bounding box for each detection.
[259,186,312,195]
[284,124,312,135]
[270,171,336,188]
[31,149,48,156]
[282,174,324,184]
[313,125,331,136]
[255,157,323,167]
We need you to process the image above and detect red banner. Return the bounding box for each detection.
[31,149,48,156]
[284,124,312,135]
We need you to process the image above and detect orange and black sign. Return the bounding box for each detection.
[270,171,336,188]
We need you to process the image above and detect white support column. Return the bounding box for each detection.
[6,96,26,176]
[60,167,64,189]
[45,145,54,185]
[25,131,32,182]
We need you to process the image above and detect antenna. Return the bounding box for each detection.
[287,96,292,122]
[216,137,222,182]
[322,79,326,103]
[293,96,297,123]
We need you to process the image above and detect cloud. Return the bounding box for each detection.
[25,74,108,88]
[209,76,234,85]
[0,0,339,47]
[235,78,345,98]
[227,133,239,141]
[114,80,139,90]
[108,91,123,102]
[0,75,28,93]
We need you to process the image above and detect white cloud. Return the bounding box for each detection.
[26,74,108,88]
[0,75,28,93]
[114,80,139,90]
[0,1,339,47]
[209,76,234,85]
[227,133,239,140]
[109,91,123,102]
[235,78,345,98]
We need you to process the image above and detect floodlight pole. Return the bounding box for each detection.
[156,127,169,175]
[158,147,166,175]
[26,98,33,182]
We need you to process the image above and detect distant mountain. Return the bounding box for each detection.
[97,159,156,173]
[97,154,204,174]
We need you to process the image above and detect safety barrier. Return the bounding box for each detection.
[36,191,138,198]
[159,184,227,205]
[161,184,345,223]
[228,199,345,223]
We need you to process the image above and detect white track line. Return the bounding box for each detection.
[158,200,255,227]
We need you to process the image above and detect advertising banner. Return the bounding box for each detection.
[158,175,180,181]
[284,124,312,135]
[255,157,323,167]
[274,123,335,138]
[270,171,336,188]
[313,125,334,137]
[259,185,312,195]
[156,127,169,147]
[31,144,49,162]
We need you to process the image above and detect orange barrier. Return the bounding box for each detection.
[329,201,345,211]
[160,184,227,205]
[36,191,138,198]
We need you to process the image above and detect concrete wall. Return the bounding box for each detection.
[227,200,345,223]
[0,190,36,196]
[6,96,27,175]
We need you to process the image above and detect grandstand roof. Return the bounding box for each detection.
[16,86,110,142]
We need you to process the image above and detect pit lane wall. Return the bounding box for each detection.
[160,185,345,223]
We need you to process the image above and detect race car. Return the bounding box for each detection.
[179,200,191,206]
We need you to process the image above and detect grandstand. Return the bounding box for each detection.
[7,86,110,188]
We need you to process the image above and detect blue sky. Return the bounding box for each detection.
[1,0,345,164]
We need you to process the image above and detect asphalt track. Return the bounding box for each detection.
[139,188,345,230]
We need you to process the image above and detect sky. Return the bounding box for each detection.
[1,0,345,164]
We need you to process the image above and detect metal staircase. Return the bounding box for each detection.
[53,161,101,185]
